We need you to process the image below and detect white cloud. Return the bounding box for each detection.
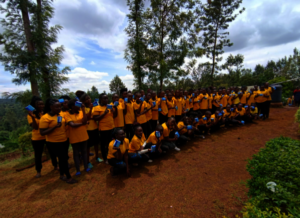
[61,47,85,66]
[119,74,134,91]
[62,67,110,92]
[90,61,96,65]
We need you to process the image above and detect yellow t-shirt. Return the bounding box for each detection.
[236,108,246,116]
[125,102,135,124]
[146,131,164,145]
[193,95,201,111]
[188,95,194,109]
[111,103,124,128]
[228,95,233,105]
[247,94,256,106]
[107,138,129,159]
[93,105,115,131]
[223,109,231,118]
[256,90,269,103]
[159,98,168,116]
[162,122,171,138]
[240,92,250,104]
[27,114,46,141]
[267,87,272,101]
[177,121,187,135]
[85,107,98,131]
[133,102,147,124]
[232,92,240,105]
[145,101,152,121]
[220,95,228,107]
[65,111,89,144]
[212,94,221,107]
[208,94,213,109]
[167,99,176,117]
[175,98,183,116]
[39,113,68,142]
[250,107,258,114]
[60,111,70,138]
[129,134,146,153]
[149,99,159,120]
[200,94,209,110]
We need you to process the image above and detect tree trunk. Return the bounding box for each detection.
[211,25,219,87]
[20,0,39,96]
[135,2,142,90]
[37,0,51,98]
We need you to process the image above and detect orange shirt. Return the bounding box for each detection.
[256,90,269,103]
[146,131,164,145]
[39,113,68,142]
[240,92,250,104]
[167,99,176,117]
[129,134,146,153]
[247,93,256,106]
[145,101,152,121]
[220,94,229,107]
[267,87,272,101]
[149,98,159,120]
[107,138,129,159]
[65,111,89,144]
[93,105,115,131]
[200,94,209,110]
[111,103,124,128]
[193,95,202,111]
[85,107,98,131]
[162,122,171,138]
[27,114,46,141]
[175,98,183,116]
[133,102,147,124]
[236,108,246,116]
[125,102,135,124]
[212,94,221,107]
[159,98,168,116]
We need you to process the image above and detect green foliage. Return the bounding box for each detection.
[109,75,127,94]
[268,77,294,99]
[246,137,300,215]
[0,0,69,98]
[237,202,295,218]
[18,132,32,156]
[198,0,245,84]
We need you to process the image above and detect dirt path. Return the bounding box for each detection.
[0,107,298,218]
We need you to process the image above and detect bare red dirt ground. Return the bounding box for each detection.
[0,107,298,218]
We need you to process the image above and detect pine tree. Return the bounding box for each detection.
[124,0,148,90]
[147,0,198,89]
[109,75,127,94]
[198,0,245,85]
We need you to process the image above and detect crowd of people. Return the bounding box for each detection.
[26,82,274,184]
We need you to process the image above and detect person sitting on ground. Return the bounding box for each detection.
[128,125,152,165]
[146,125,164,155]
[177,116,194,140]
[197,111,213,135]
[162,117,181,151]
[210,110,225,132]
[250,103,258,120]
[107,128,130,177]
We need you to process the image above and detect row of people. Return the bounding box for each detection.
[26,83,272,182]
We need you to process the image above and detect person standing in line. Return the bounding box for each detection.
[255,85,269,119]
[93,93,116,164]
[124,93,135,141]
[27,96,47,178]
[81,93,103,167]
[65,99,91,175]
[149,91,159,131]
[40,99,77,184]
[265,82,274,119]
[158,91,168,124]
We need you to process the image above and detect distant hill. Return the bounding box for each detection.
[0,99,16,105]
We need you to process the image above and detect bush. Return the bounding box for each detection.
[18,132,33,156]
[246,137,300,215]
[295,108,300,132]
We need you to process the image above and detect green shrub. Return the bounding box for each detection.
[246,137,300,214]
[18,132,32,156]
[295,108,300,131]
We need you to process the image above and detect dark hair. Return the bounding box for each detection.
[99,93,106,105]
[44,98,59,114]
[30,96,42,119]
[75,90,85,99]
[68,99,77,110]
[155,125,163,131]
[80,93,89,103]
[112,128,123,139]
[133,123,142,131]
[59,95,71,101]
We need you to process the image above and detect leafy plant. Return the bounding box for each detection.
[246,137,300,214]
[18,132,33,156]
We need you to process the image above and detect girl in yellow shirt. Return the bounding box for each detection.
[81,94,103,165]
[65,99,90,175]
[111,94,125,129]
[254,85,269,120]
[167,92,176,118]
[128,125,151,165]
[149,91,159,132]
[27,96,46,178]
[93,93,117,164]
[158,91,168,124]
[107,128,130,177]
[124,93,135,141]
[40,99,77,184]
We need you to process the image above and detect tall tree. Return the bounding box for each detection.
[0,0,69,99]
[199,0,245,85]
[147,0,198,89]
[124,0,148,90]
[109,75,127,94]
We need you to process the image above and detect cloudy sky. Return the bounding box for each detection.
[1,0,300,93]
